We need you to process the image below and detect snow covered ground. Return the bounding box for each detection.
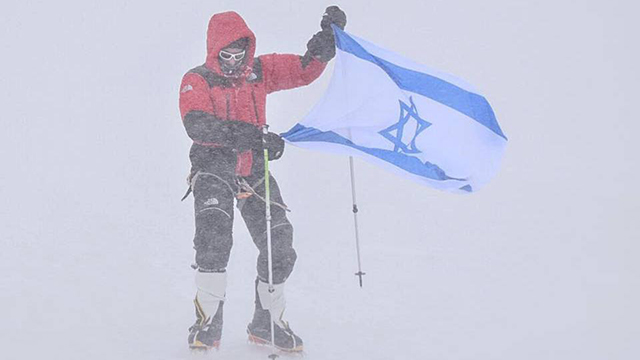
[1,1,639,359]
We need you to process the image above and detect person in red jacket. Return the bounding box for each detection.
[179,7,346,352]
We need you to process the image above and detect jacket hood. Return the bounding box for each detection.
[205,11,256,75]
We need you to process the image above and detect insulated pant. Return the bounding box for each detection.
[192,170,296,284]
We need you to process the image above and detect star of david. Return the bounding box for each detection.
[379,97,431,154]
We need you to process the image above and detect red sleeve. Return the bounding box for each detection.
[179,72,214,119]
[260,54,327,94]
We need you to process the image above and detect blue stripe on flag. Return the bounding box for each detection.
[332,25,506,140]
[281,124,466,183]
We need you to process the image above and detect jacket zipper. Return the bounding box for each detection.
[211,95,217,117]
[251,90,260,125]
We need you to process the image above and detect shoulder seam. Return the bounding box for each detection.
[248,57,264,83]
[188,65,232,88]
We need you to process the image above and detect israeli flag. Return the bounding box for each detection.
[282,26,507,193]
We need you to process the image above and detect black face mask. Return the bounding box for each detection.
[219,58,245,76]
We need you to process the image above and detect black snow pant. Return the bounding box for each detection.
[192,170,296,284]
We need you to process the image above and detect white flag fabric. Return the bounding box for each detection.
[282,26,507,193]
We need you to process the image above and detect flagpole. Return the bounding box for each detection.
[342,36,366,287]
[262,125,279,360]
[348,156,366,287]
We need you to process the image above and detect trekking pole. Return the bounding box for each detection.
[349,156,366,287]
[262,126,279,359]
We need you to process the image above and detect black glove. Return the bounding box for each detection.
[307,30,336,62]
[264,132,285,160]
[231,126,284,161]
[304,6,347,64]
[229,121,263,151]
[320,6,347,32]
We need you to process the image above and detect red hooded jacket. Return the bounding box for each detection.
[179,12,327,177]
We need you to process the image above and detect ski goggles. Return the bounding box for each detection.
[219,49,246,61]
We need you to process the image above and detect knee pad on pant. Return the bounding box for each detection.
[193,173,235,272]
[194,210,234,271]
[256,222,297,284]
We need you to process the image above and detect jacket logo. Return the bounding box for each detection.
[204,198,219,206]
[181,84,193,93]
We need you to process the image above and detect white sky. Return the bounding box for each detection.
[1,1,639,359]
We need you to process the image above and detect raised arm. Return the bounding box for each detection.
[261,6,347,94]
